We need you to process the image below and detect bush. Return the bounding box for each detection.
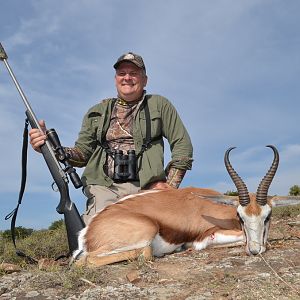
[224,190,239,196]
[272,204,300,218]
[48,219,65,231]
[289,185,300,196]
[2,226,33,240]
[0,223,68,264]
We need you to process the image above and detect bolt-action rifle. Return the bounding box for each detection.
[0,43,85,254]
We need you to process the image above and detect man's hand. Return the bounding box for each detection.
[147,181,174,190]
[29,120,47,153]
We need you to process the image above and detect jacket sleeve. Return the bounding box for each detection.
[74,106,100,161]
[160,97,193,171]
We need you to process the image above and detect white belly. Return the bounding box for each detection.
[151,234,183,257]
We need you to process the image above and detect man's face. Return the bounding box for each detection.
[115,62,148,102]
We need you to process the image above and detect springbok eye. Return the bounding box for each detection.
[237,213,244,224]
[264,214,271,224]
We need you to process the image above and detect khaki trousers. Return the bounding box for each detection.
[81,181,141,225]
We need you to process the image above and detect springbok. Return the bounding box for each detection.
[74,145,300,266]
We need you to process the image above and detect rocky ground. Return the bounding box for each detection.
[1,215,300,300]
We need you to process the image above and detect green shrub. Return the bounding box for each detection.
[272,204,300,218]
[224,190,239,196]
[289,185,300,196]
[2,226,33,240]
[0,223,68,264]
[48,219,64,231]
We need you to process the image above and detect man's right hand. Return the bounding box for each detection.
[29,120,47,153]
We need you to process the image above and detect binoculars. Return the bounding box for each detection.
[113,149,137,181]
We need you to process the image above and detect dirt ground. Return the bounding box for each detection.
[1,214,300,300]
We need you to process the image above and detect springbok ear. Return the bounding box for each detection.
[269,196,300,207]
[200,195,239,207]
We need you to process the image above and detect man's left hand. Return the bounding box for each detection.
[147,181,174,190]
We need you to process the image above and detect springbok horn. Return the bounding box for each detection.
[256,145,279,206]
[224,147,250,206]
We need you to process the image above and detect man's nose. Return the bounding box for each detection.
[123,73,133,80]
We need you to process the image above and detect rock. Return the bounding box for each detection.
[126,270,141,283]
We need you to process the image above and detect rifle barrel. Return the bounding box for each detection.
[3,59,41,129]
[1,42,85,253]
[0,43,64,174]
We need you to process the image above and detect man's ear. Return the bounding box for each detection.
[143,75,148,87]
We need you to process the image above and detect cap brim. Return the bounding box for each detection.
[113,60,144,70]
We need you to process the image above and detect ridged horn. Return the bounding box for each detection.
[256,145,279,206]
[224,147,250,207]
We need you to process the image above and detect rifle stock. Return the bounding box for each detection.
[1,43,85,254]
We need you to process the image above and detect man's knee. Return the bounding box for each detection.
[81,182,141,224]
[82,185,119,224]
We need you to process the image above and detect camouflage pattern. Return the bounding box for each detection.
[74,94,193,188]
[63,146,87,167]
[65,97,187,187]
[0,43,8,60]
[105,99,142,178]
[166,167,186,188]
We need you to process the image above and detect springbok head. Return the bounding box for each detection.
[225,145,279,255]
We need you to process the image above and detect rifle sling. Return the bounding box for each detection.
[5,118,38,264]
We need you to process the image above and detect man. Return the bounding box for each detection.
[29,52,193,224]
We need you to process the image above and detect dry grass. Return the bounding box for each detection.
[272,204,300,218]
[0,222,132,290]
[0,222,69,264]
[1,205,299,297]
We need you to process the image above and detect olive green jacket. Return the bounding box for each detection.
[75,94,193,188]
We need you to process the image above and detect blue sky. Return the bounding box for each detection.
[1,0,299,230]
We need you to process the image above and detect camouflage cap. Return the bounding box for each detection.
[113,52,146,72]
